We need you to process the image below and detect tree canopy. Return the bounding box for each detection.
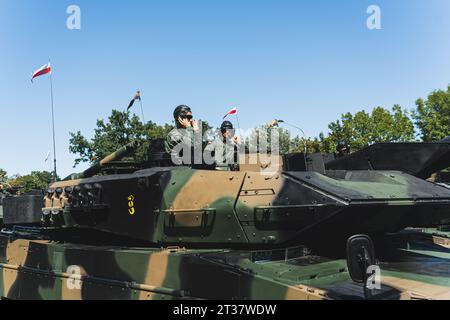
[319,105,416,153]
[69,110,175,167]
[0,169,8,185]
[8,171,54,193]
[245,105,415,155]
[413,85,450,142]
[247,126,294,154]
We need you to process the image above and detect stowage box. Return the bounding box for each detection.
[3,195,42,225]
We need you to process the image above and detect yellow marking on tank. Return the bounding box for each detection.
[128,195,136,216]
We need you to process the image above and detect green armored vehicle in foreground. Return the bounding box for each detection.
[1,140,450,300]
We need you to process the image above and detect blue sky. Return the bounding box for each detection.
[1,0,450,177]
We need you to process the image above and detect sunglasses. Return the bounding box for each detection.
[222,129,235,135]
[181,115,193,121]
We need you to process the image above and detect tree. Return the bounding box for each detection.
[0,169,7,184]
[69,110,175,167]
[413,85,450,142]
[291,137,325,154]
[321,105,415,153]
[247,126,293,155]
[8,171,53,193]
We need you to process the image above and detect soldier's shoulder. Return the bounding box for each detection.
[210,136,224,146]
[167,128,183,139]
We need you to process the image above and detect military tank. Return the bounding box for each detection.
[1,139,450,300]
[324,139,450,252]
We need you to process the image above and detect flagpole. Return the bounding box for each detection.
[235,114,242,137]
[49,70,57,182]
[138,94,146,124]
[234,113,244,149]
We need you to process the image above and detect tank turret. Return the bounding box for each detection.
[325,140,450,179]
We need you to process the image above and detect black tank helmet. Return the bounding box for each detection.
[173,105,192,120]
[220,121,234,132]
[336,140,350,154]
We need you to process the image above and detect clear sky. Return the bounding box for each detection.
[1,0,450,177]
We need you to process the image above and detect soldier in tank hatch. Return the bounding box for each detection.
[165,105,202,165]
[336,140,351,158]
[204,121,241,171]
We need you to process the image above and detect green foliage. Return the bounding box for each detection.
[247,126,293,154]
[413,85,450,142]
[69,110,175,167]
[240,105,415,156]
[9,171,53,193]
[0,169,7,184]
[291,137,324,154]
[321,105,415,153]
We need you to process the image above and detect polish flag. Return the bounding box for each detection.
[31,63,52,82]
[223,107,237,119]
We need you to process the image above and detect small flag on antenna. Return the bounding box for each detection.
[223,107,237,119]
[127,91,141,111]
[31,63,52,83]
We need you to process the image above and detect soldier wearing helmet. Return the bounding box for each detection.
[336,140,351,158]
[165,105,202,165]
[204,121,241,171]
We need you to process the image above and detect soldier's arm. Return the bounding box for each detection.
[165,130,186,165]
[165,130,183,154]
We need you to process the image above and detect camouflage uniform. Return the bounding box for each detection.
[204,136,239,171]
[165,127,201,165]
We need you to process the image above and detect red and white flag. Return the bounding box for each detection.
[31,63,52,82]
[223,107,237,119]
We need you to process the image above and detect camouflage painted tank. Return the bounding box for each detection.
[1,140,450,300]
[325,140,450,255]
